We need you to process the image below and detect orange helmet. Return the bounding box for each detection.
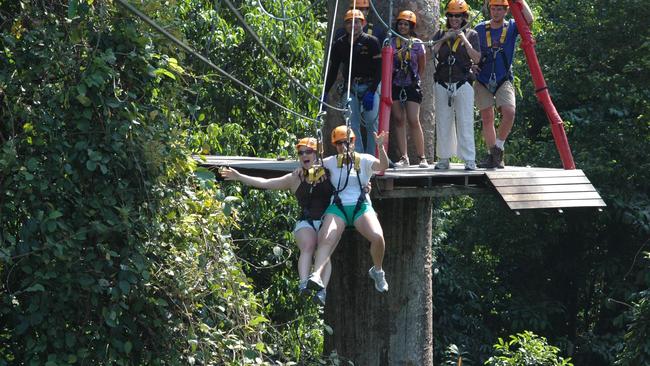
[331,125,355,144]
[296,137,317,151]
[489,0,509,7]
[344,9,366,23]
[349,0,369,8]
[446,0,469,14]
[397,10,417,25]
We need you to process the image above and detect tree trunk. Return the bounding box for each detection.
[324,198,433,365]
[322,1,439,364]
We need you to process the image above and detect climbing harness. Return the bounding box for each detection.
[393,36,420,105]
[482,20,510,94]
[333,149,365,226]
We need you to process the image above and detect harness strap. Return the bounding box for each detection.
[485,20,507,48]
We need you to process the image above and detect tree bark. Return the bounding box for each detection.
[324,198,433,365]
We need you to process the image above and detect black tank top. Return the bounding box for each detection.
[295,179,334,221]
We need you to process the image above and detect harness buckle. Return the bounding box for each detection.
[399,88,408,103]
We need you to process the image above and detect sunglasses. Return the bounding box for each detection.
[334,140,348,146]
[298,149,315,156]
[446,13,464,18]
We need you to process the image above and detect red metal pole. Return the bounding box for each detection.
[509,2,576,169]
[377,45,393,157]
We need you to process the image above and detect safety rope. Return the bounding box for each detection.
[114,0,319,123]
[343,1,357,146]
[257,0,326,21]
[314,0,343,164]
[222,0,346,113]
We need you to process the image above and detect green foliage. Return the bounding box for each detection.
[485,331,573,366]
[434,0,650,365]
[0,0,329,364]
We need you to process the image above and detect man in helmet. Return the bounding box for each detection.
[324,9,382,155]
[334,0,387,43]
[306,126,390,295]
[474,0,533,168]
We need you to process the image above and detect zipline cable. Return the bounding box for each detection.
[114,0,319,123]
[257,0,326,21]
[222,0,346,112]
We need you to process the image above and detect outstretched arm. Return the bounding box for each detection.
[371,131,389,171]
[220,167,295,190]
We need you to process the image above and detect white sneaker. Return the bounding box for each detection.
[464,160,476,171]
[434,159,450,170]
[418,157,429,168]
[368,266,389,293]
[307,273,325,291]
[394,156,410,168]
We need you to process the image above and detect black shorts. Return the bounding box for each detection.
[392,84,423,104]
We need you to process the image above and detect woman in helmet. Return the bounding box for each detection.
[220,137,333,304]
[432,0,481,170]
[391,10,428,168]
[306,127,390,297]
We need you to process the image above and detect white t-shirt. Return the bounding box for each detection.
[323,153,376,205]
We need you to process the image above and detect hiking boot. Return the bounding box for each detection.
[434,158,450,170]
[368,266,389,293]
[418,156,429,168]
[313,289,326,306]
[306,273,325,291]
[394,156,410,168]
[477,152,494,168]
[464,160,476,171]
[490,146,505,169]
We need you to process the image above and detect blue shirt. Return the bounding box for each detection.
[475,19,519,84]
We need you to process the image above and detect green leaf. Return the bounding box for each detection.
[124,341,132,354]
[67,0,78,18]
[249,315,269,326]
[25,284,45,292]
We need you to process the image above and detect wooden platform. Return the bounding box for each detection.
[197,155,606,210]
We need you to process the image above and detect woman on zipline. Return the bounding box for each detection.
[307,126,389,297]
[220,138,333,304]
[391,10,428,168]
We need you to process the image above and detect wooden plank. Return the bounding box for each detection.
[373,186,487,199]
[485,169,585,179]
[508,199,606,210]
[489,176,591,186]
[501,191,603,202]
[495,183,597,194]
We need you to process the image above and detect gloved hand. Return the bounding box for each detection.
[362,91,374,111]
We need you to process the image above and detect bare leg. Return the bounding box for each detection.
[391,101,407,157]
[295,227,317,281]
[353,212,385,271]
[312,214,346,286]
[405,101,425,158]
[497,105,515,141]
[480,107,496,147]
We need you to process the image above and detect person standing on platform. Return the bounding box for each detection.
[334,0,387,43]
[325,9,382,155]
[432,0,481,170]
[390,10,428,168]
[474,0,534,168]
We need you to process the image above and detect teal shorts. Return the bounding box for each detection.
[324,201,374,227]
